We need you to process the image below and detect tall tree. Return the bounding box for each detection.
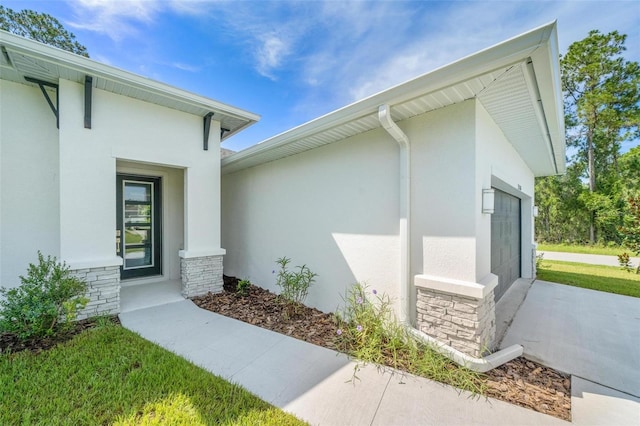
[561,30,640,242]
[0,6,89,57]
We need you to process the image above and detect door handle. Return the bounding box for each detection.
[116,230,121,254]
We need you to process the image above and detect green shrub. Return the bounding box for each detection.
[0,252,88,340]
[274,257,317,316]
[236,279,251,296]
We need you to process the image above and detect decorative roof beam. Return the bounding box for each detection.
[24,76,59,128]
[220,127,230,139]
[84,75,93,129]
[203,112,214,151]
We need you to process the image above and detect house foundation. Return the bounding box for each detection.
[414,274,497,358]
[180,254,224,297]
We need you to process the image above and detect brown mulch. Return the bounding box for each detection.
[0,316,121,355]
[193,275,571,421]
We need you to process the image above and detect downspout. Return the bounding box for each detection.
[378,104,411,325]
[378,104,523,372]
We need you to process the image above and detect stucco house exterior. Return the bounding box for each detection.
[221,22,565,357]
[0,30,259,318]
[1,22,564,359]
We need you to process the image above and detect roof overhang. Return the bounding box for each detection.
[0,30,260,141]
[222,22,565,176]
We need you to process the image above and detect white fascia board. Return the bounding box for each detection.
[223,21,558,170]
[0,30,260,124]
[529,23,566,175]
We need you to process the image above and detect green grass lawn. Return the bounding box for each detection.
[537,260,640,298]
[0,323,305,426]
[537,242,627,256]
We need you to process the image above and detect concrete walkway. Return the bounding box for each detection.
[539,250,639,268]
[501,280,640,425]
[120,300,567,425]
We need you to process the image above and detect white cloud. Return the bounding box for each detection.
[67,0,162,40]
[255,33,290,80]
[171,62,201,72]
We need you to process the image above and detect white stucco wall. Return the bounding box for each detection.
[1,78,222,288]
[222,127,401,314]
[57,79,222,272]
[407,101,477,283]
[475,100,535,280]
[1,80,60,287]
[223,99,536,317]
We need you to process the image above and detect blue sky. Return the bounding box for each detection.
[3,0,639,152]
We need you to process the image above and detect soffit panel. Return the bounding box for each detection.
[222,67,523,174]
[1,43,258,139]
[478,63,553,175]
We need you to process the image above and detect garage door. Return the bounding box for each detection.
[491,189,521,302]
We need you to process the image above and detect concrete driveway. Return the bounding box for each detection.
[500,280,640,424]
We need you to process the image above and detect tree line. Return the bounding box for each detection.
[535,30,639,247]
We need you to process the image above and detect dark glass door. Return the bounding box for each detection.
[116,174,162,279]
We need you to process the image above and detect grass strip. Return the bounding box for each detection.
[0,322,305,425]
[537,260,640,298]
[537,243,626,256]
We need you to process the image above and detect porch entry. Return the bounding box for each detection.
[116,174,162,279]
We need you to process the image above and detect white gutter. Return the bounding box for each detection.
[378,104,411,325]
[378,104,524,371]
[407,328,524,373]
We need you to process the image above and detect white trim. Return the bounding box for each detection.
[222,21,563,174]
[415,273,498,299]
[121,179,156,271]
[179,248,226,259]
[407,327,523,373]
[67,256,123,270]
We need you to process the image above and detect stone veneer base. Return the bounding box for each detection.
[71,265,121,320]
[180,255,223,298]
[416,283,496,358]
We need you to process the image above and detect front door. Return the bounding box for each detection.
[116,174,162,279]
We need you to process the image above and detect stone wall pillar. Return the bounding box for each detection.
[414,274,497,358]
[180,254,223,298]
[71,265,121,320]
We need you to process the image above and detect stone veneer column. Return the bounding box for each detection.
[414,274,497,358]
[180,255,224,298]
[70,265,121,320]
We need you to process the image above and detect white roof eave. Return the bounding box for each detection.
[0,30,260,138]
[223,21,565,176]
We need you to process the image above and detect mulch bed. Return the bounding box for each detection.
[0,316,120,355]
[192,275,571,421]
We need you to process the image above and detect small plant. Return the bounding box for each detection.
[619,197,640,274]
[335,283,484,394]
[0,252,88,340]
[274,257,317,316]
[236,279,251,296]
[618,253,634,273]
[535,252,545,270]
